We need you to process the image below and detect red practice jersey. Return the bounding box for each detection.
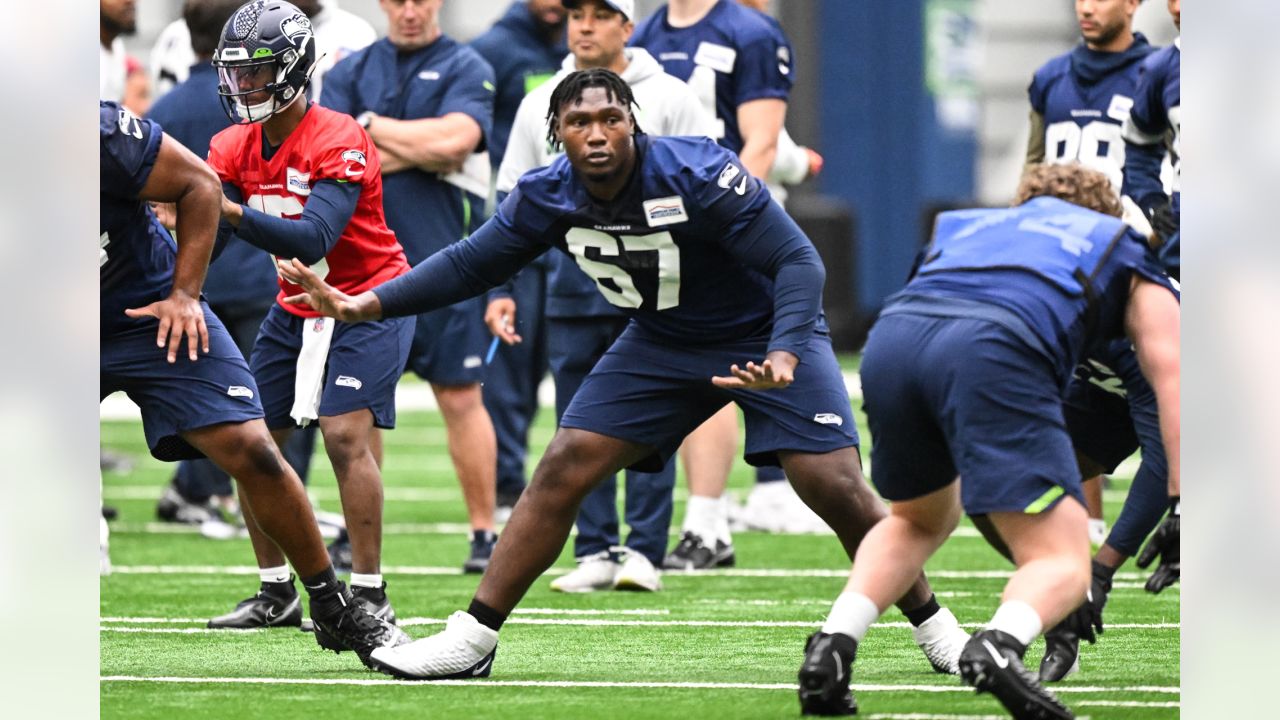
[208,103,410,318]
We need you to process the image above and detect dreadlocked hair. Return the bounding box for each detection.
[1015,163,1123,218]
[545,68,643,152]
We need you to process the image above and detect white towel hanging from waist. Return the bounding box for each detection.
[290,316,335,427]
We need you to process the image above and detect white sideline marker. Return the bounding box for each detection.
[98,676,1179,696]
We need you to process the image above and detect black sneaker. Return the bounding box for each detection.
[662,532,735,570]
[310,584,410,663]
[959,630,1074,720]
[1038,627,1079,682]
[463,530,498,574]
[798,632,858,716]
[208,579,303,629]
[327,531,353,574]
[351,582,397,625]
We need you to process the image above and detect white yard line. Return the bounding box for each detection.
[100,618,1178,630]
[106,565,1164,583]
[98,676,1177,695]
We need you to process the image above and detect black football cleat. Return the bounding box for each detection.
[310,585,409,664]
[959,630,1073,720]
[798,632,858,716]
[661,532,735,570]
[208,580,303,629]
[351,582,397,625]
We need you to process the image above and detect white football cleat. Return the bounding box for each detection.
[613,548,662,592]
[550,551,619,593]
[369,611,498,680]
[100,515,112,576]
[912,607,969,675]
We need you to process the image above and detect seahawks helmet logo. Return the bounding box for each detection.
[280,13,313,50]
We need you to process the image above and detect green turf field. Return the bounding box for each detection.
[100,383,1179,719]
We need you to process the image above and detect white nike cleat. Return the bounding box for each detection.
[613,548,662,592]
[369,611,498,680]
[913,607,970,675]
[550,551,619,593]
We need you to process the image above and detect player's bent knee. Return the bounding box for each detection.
[232,433,288,481]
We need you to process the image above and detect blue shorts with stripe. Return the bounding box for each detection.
[558,323,858,473]
[101,302,263,461]
[860,312,1085,515]
[250,305,414,430]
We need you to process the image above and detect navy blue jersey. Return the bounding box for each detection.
[100,101,178,337]
[322,36,495,264]
[630,0,792,154]
[1123,41,1180,216]
[375,135,826,357]
[147,63,277,308]
[1028,35,1155,188]
[470,2,567,168]
[890,196,1174,382]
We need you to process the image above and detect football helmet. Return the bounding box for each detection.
[213,0,318,124]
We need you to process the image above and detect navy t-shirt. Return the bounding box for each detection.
[322,36,495,264]
[630,0,792,154]
[1123,42,1181,216]
[375,135,827,357]
[100,101,178,337]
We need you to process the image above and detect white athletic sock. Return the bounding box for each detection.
[259,565,291,584]
[682,495,721,545]
[821,591,880,642]
[714,496,733,545]
[987,600,1044,647]
[350,572,383,589]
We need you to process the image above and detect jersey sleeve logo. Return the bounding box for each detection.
[717,162,741,189]
[116,108,143,139]
[340,149,367,178]
[642,196,689,227]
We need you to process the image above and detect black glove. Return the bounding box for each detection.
[1135,497,1180,593]
[1058,562,1111,644]
[1148,202,1179,246]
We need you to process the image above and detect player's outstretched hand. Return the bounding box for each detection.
[278,258,381,323]
[124,289,209,363]
[484,297,522,345]
[711,350,799,390]
[1135,498,1180,593]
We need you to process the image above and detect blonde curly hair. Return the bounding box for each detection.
[1014,164,1123,218]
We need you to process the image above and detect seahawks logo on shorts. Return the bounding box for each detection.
[813,413,844,426]
[227,386,255,399]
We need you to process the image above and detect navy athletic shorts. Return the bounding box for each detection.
[559,323,858,473]
[405,297,489,386]
[250,304,413,430]
[101,303,263,461]
[860,312,1085,515]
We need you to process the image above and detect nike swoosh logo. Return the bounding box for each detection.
[982,639,1010,669]
[266,608,279,619]
[833,651,844,682]
[472,654,494,676]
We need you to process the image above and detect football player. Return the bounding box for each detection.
[99,99,405,661]
[1122,0,1180,279]
[279,69,970,680]
[320,0,503,574]
[797,164,1179,719]
[205,0,414,630]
